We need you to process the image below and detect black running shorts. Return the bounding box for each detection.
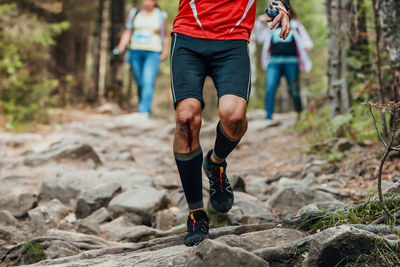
[170,33,251,108]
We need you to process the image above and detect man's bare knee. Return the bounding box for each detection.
[220,112,248,139]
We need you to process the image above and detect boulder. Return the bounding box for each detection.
[75,183,121,218]
[253,225,387,267]
[85,207,112,224]
[100,216,161,241]
[0,193,37,217]
[24,140,101,166]
[39,170,98,204]
[216,228,304,252]
[0,210,18,226]
[186,239,270,267]
[245,178,269,197]
[304,226,381,266]
[108,187,167,223]
[152,208,186,231]
[266,182,337,216]
[77,220,101,235]
[42,199,69,223]
[228,192,275,224]
[28,206,58,231]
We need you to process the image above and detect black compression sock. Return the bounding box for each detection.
[174,147,204,210]
[213,121,241,162]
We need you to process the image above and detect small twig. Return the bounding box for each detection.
[366,103,389,148]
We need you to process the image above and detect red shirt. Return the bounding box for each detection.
[172,0,257,41]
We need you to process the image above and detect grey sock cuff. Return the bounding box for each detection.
[218,121,241,142]
[212,150,226,163]
[174,147,203,161]
[188,201,204,210]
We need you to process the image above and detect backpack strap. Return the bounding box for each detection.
[125,8,140,30]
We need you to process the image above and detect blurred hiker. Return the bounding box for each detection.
[255,9,313,120]
[115,0,169,117]
[171,0,292,246]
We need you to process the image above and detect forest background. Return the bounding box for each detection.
[0,0,399,148]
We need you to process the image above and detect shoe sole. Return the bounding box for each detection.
[183,234,209,247]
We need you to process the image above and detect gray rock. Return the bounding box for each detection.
[85,207,112,224]
[303,225,380,266]
[152,208,186,231]
[99,171,153,190]
[228,192,275,224]
[28,199,68,230]
[24,140,102,166]
[245,178,269,196]
[0,193,37,217]
[108,187,167,223]
[186,239,270,267]
[100,216,161,241]
[216,228,304,252]
[39,170,98,204]
[28,206,57,230]
[77,219,101,235]
[266,182,337,216]
[0,210,18,226]
[42,199,69,223]
[253,225,385,267]
[382,180,400,194]
[75,183,121,218]
[0,226,15,245]
[45,240,81,259]
[296,202,346,218]
[230,174,246,192]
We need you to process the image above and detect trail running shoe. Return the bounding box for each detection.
[183,210,209,246]
[203,150,234,213]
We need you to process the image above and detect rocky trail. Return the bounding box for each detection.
[0,110,400,266]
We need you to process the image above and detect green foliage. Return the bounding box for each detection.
[21,242,46,264]
[295,103,377,145]
[0,4,69,129]
[341,240,400,267]
[298,194,400,234]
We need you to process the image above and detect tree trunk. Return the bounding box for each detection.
[377,0,400,103]
[326,0,351,118]
[109,0,125,104]
[98,0,111,103]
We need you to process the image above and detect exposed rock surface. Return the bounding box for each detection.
[0,193,37,217]
[0,111,392,266]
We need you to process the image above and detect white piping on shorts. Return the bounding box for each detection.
[170,33,178,103]
[230,0,255,33]
[190,0,204,30]
[246,44,251,101]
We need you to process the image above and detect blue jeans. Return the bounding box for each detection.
[265,63,303,120]
[129,49,161,114]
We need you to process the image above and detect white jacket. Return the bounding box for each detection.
[254,19,313,72]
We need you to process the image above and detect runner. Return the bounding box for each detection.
[116,0,169,117]
[170,0,291,246]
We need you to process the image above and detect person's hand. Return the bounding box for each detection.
[266,1,291,40]
[160,49,168,61]
[258,14,268,24]
[305,47,312,53]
